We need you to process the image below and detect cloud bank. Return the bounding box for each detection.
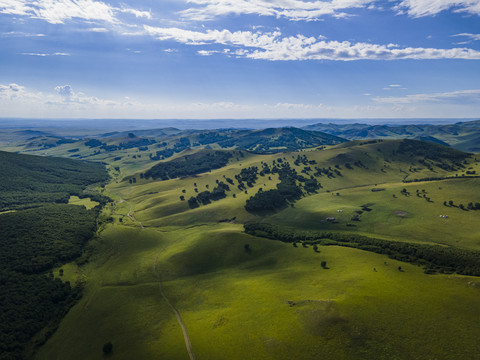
[374,89,480,103]
[0,0,150,24]
[145,26,480,61]
[395,0,480,17]
[179,0,375,21]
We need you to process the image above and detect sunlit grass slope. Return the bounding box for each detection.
[38,139,480,360]
[37,223,480,360]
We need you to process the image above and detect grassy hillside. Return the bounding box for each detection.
[0,127,346,177]
[37,226,480,360]
[34,138,480,360]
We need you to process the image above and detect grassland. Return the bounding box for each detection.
[68,195,100,210]
[37,223,480,360]
[36,139,480,359]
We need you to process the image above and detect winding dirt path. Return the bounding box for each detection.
[127,208,144,228]
[154,256,196,360]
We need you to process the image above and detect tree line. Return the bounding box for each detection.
[244,222,480,276]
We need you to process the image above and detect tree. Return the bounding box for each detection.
[103,342,113,355]
[321,261,327,268]
[244,244,251,254]
[188,197,199,209]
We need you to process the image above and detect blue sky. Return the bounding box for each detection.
[1,0,480,119]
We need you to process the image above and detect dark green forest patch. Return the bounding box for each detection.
[144,150,233,180]
[0,151,107,360]
[0,150,108,211]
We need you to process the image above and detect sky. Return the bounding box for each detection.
[1,0,480,119]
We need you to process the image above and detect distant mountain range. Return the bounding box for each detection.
[303,119,480,152]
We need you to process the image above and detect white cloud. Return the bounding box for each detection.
[144,26,480,61]
[120,8,151,19]
[197,49,219,56]
[0,0,149,25]
[179,0,375,21]
[452,33,480,41]
[55,84,73,98]
[1,82,479,118]
[0,83,42,102]
[395,0,480,17]
[21,52,70,56]
[1,31,45,37]
[87,27,109,32]
[0,83,24,95]
[373,89,480,103]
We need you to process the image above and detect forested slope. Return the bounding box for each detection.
[0,151,108,360]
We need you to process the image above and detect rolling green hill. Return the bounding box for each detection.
[2,127,480,360]
[33,138,480,360]
[303,119,480,152]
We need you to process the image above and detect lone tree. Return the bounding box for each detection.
[321,261,327,269]
[244,244,251,254]
[103,342,113,355]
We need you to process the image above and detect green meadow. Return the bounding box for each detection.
[36,140,480,359]
[68,195,100,210]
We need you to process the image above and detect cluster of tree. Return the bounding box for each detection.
[293,154,316,166]
[187,182,230,208]
[415,189,433,202]
[84,139,103,148]
[303,177,321,193]
[245,162,318,213]
[235,167,258,189]
[403,174,480,183]
[244,222,480,276]
[400,188,411,196]
[196,131,229,145]
[313,166,342,178]
[150,137,191,160]
[245,189,288,212]
[443,200,480,210]
[144,150,233,180]
[118,135,156,150]
[85,134,156,153]
[0,151,108,211]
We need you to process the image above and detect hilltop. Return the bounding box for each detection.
[303,119,480,152]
